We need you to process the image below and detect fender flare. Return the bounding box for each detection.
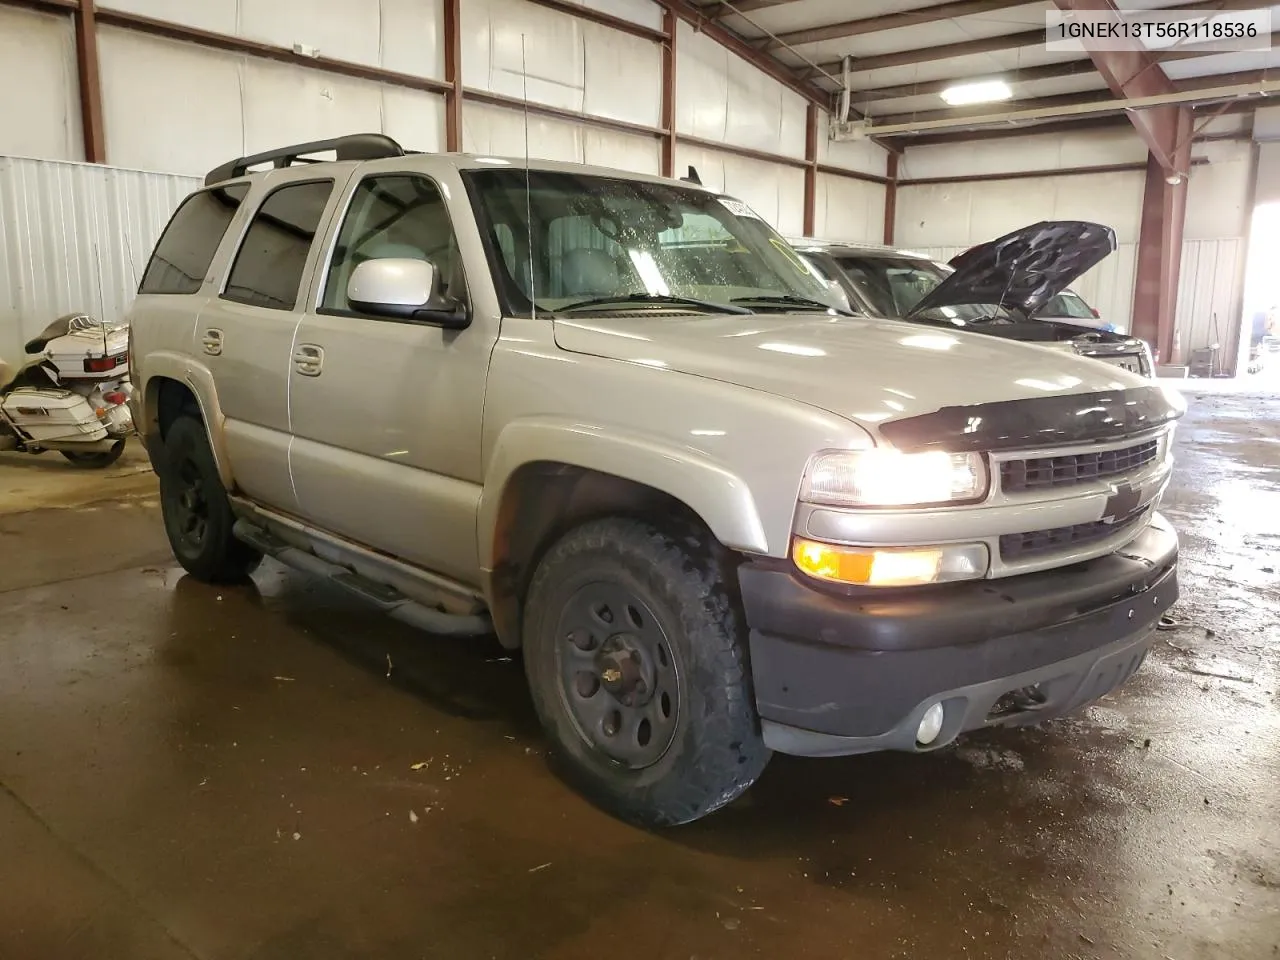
[141,352,235,489]
[477,417,770,571]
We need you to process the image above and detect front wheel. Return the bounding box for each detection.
[61,439,126,468]
[159,416,261,583]
[523,518,769,826]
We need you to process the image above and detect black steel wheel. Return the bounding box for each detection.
[169,455,210,550]
[523,517,769,826]
[61,439,126,468]
[557,582,680,770]
[159,416,261,583]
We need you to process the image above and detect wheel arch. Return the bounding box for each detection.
[478,420,769,649]
[139,355,234,487]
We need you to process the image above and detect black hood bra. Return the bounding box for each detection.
[908,221,1117,320]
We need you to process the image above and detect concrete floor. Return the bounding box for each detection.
[0,398,1276,960]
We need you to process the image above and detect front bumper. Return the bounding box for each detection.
[740,516,1178,757]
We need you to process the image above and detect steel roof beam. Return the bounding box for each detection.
[763,0,1028,51]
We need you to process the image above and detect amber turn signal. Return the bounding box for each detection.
[791,538,989,587]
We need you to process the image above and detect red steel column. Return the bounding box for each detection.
[883,152,899,245]
[661,9,676,178]
[1132,110,1193,364]
[74,0,106,162]
[443,0,462,152]
[803,103,817,235]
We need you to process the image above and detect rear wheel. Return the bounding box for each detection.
[523,517,769,826]
[159,416,261,582]
[61,439,125,468]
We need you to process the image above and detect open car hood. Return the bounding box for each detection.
[907,221,1116,320]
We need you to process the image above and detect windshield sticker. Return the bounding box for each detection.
[719,197,761,220]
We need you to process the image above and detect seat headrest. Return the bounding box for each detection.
[561,248,620,298]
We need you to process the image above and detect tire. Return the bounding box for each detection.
[523,517,770,827]
[61,439,126,468]
[158,415,261,583]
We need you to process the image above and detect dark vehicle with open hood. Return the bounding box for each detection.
[791,221,1154,377]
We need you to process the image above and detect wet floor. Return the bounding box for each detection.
[0,398,1276,960]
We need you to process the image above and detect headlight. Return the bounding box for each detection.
[801,449,988,508]
[792,539,989,587]
[1139,340,1156,376]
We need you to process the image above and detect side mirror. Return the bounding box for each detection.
[346,258,469,329]
[823,280,852,313]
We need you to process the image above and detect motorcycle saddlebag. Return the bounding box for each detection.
[1,388,109,443]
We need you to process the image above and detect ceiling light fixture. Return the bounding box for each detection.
[940,80,1014,106]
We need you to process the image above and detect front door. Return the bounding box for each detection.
[200,176,342,512]
[286,172,493,587]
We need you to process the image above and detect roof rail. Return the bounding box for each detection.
[204,133,405,186]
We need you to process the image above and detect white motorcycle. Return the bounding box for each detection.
[0,313,134,468]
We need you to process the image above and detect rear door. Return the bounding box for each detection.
[285,171,493,586]
[199,176,346,512]
[129,181,251,424]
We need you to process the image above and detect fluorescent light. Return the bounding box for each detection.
[940,80,1013,106]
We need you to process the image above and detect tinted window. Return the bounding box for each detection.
[323,175,464,311]
[139,184,249,295]
[224,180,334,311]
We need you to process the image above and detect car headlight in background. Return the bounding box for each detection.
[792,539,990,587]
[801,449,988,507]
[1138,339,1156,377]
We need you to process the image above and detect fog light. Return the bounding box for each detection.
[916,702,945,745]
[791,538,989,587]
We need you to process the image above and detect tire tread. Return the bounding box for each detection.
[160,416,261,583]
[524,516,769,826]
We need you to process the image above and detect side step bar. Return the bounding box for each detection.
[233,519,492,637]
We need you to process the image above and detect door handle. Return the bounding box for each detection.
[201,328,224,356]
[293,344,324,377]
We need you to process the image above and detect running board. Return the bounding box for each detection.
[233,519,492,637]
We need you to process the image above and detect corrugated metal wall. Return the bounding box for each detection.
[1176,238,1246,372]
[0,155,198,364]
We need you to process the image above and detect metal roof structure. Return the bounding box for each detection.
[687,0,1279,144]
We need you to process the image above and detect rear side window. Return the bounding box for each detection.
[138,183,249,295]
[223,180,334,311]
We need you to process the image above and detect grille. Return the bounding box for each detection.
[1000,509,1147,561]
[1091,353,1146,375]
[1001,438,1159,494]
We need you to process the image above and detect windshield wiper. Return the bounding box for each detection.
[731,294,853,316]
[557,293,751,315]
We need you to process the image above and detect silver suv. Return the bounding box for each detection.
[128,134,1183,825]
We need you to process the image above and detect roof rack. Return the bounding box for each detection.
[204,133,406,186]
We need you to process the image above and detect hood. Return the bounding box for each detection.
[908,221,1116,320]
[551,312,1152,433]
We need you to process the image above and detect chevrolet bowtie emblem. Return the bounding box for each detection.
[601,667,622,684]
[1102,483,1142,523]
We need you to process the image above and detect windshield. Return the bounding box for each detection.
[833,255,1009,323]
[462,169,844,315]
[1038,291,1095,319]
